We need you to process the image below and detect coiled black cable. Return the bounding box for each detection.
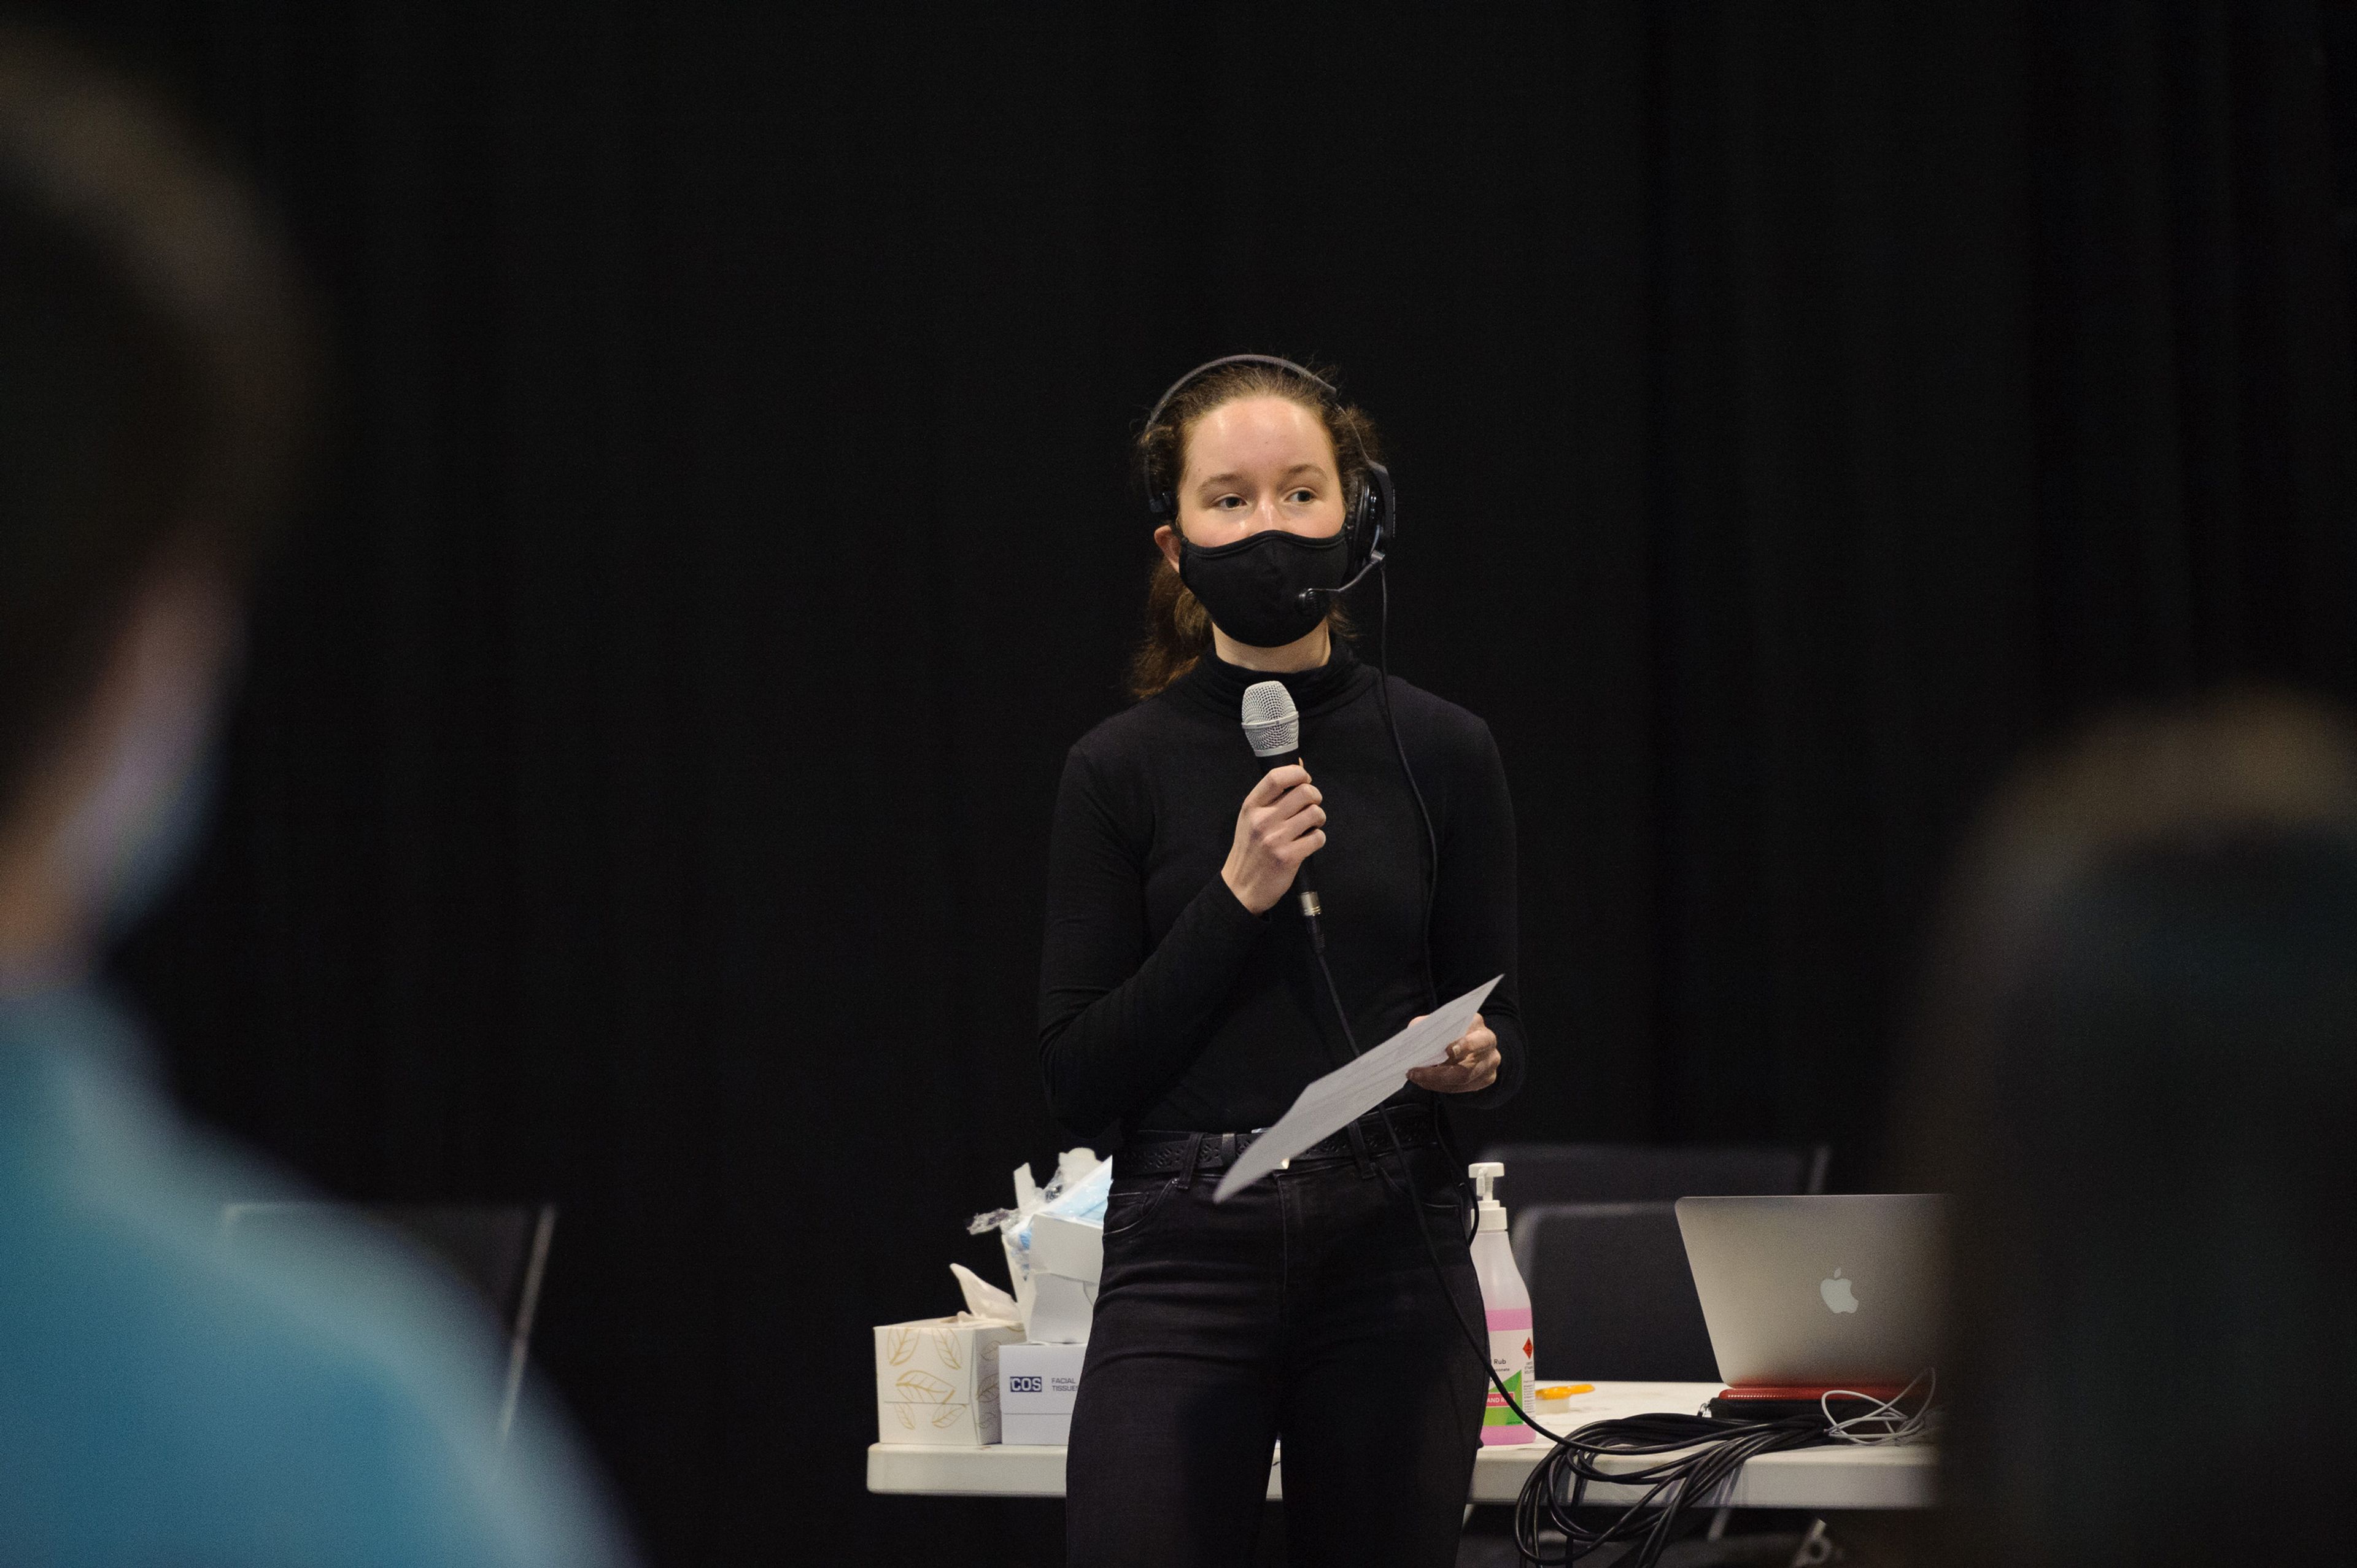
[1512,1412,1830,1565]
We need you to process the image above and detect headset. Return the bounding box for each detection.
[1142,353,1398,608]
[1143,351,1436,991]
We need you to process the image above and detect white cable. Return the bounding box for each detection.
[1818,1368,1938,1446]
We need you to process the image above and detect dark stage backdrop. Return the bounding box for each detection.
[15,2,2356,1562]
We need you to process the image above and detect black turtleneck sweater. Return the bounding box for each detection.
[1039,644,1525,1137]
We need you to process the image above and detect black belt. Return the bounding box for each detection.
[1115,1105,1441,1177]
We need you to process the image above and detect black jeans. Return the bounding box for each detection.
[1064,1136,1487,1566]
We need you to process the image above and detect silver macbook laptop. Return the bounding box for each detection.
[1673,1194,1946,1388]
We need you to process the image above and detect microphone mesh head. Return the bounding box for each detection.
[1239,681,1300,759]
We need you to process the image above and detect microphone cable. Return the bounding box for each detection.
[1371,566,1439,1000]
[1299,930,1578,1543]
[1297,550,1576,1494]
[1305,568,1927,1566]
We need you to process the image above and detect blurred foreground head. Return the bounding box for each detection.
[0,25,310,983]
[1913,690,2357,1565]
[0,34,632,1565]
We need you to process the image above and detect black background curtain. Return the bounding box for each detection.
[14,2,2355,1562]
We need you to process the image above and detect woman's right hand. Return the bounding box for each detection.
[1221,764,1326,915]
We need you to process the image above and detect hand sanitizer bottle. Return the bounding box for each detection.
[1468,1161,1533,1445]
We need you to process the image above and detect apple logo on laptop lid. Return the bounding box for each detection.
[1821,1268,1859,1314]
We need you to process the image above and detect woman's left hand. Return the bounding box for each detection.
[1404,1013,1500,1094]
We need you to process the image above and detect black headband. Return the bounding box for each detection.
[1143,353,1341,433]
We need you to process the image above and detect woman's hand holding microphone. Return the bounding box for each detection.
[1221,765,1498,1094]
[1221,764,1325,916]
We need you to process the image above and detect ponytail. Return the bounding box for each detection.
[1127,557,1215,700]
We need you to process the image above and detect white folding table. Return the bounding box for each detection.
[868,1380,1935,1510]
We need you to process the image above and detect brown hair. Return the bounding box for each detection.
[1910,687,2357,1181]
[1126,360,1383,699]
[1924,689,2357,1014]
[0,28,314,822]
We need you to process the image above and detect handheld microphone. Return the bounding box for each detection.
[1240,680,1326,948]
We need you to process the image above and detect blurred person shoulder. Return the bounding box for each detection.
[0,986,630,1567]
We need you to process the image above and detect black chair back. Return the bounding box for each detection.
[362,1204,550,1326]
[1510,1201,1720,1383]
[221,1202,556,1444]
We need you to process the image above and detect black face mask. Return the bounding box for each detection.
[1178,528,1349,649]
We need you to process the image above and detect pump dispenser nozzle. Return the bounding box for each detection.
[1469,1161,1508,1233]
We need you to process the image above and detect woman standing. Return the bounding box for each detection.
[1041,357,1527,1564]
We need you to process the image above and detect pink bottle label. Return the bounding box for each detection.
[1482,1307,1533,1443]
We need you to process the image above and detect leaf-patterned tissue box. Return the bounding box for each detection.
[874,1316,1024,1446]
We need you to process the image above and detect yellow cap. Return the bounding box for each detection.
[1535,1384,1593,1400]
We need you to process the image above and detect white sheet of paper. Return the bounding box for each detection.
[1213,976,1501,1202]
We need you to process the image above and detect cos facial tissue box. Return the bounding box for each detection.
[999,1340,1088,1446]
[873,1314,1023,1446]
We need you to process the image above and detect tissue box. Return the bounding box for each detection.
[1000,1340,1089,1446]
[1025,1210,1104,1344]
[1026,1273,1096,1345]
[874,1316,1024,1446]
[1029,1211,1103,1282]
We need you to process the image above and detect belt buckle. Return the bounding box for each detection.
[1244,1126,1287,1172]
